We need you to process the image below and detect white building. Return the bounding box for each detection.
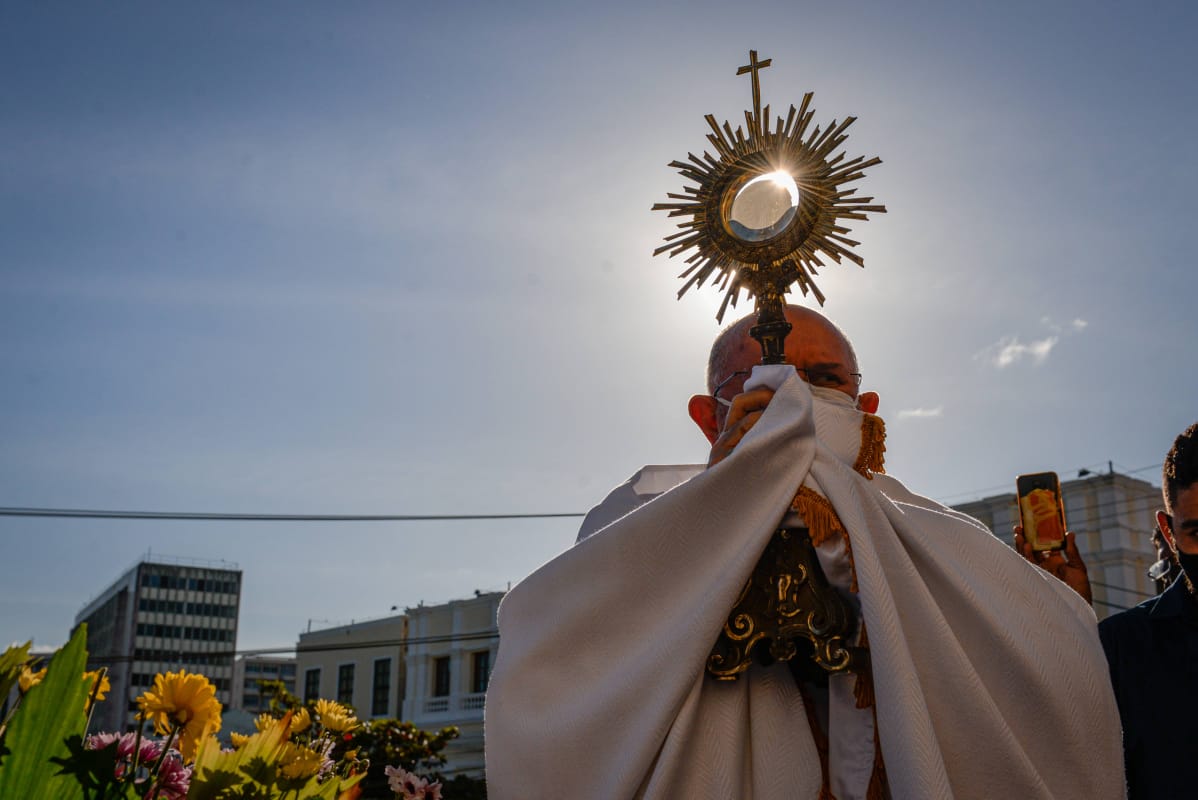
[74,555,241,731]
[293,591,501,779]
[231,654,297,713]
[952,470,1161,619]
[401,591,501,778]
[295,613,407,720]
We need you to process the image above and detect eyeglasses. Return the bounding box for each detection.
[713,367,862,407]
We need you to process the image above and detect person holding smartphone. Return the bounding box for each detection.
[1014,422,1198,799]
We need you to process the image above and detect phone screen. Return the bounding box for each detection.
[1016,472,1066,551]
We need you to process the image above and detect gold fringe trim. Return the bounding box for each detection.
[791,486,860,593]
[853,623,875,709]
[790,487,843,548]
[866,704,888,800]
[853,413,887,479]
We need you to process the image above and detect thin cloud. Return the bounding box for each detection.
[975,335,1059,368]
[995,336,1058,367]
[1039,316,1090,335]
[897,406,944,419]
[978,315,1087,368]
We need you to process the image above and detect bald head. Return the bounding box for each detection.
[705,306,859,394]
[688,304,879,446]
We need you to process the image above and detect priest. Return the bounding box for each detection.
[485,305,1124,800]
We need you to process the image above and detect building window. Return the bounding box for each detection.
[471,650,492,695]
[432,656,451,697]
[372,659,391,716]
[304,668,321,703]
[337,664,355,705]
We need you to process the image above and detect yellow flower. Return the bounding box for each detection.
[230,732,251,749]
[278,742,323,779]
[83,670,111,711]
[254,712,277,732]
[289,706,311,734]
[18,666,46,693]
[312,698,348,720]
[312,698,358,733]
[136,670,222,761]
[321,709,359,733]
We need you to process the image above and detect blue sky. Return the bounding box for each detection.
[2,1,1195,651]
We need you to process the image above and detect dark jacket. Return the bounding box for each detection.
[1098,577,1198,800]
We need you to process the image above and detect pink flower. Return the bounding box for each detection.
[314,736,337,780]
[136,738,164,765]
[85,732,126,753]
[84,732,163,778]
[152,752,192,800]
[384,765,442,800]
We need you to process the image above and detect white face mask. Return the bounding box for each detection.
[715,382,856,408]
[810,385,856,406]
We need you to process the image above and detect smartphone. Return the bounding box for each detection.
[1016,471,1066,551]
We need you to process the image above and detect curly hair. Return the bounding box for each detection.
[1162,422,1198,515]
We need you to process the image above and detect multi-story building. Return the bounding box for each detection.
[401,591,501,778]
[295,613,407,720]
[294,590,501,779]
[231,654,297,713]
[74,556,241,732]
[952,470,1161,619]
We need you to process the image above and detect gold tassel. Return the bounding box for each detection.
[790,486,843,548]
[853,413,887,478]
[853,623,875,709]
[791,486,861,592]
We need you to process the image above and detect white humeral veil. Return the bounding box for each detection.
[485,368,1124,800]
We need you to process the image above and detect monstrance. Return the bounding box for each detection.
[652,51,886,681]
[652,50,885,362]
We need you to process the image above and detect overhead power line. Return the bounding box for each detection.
[0,459,1166,524]
[0,507,585,522]
[0,492,1158,527]
[83,630,501,665]
[1092,598,1130,612]
[1091,579,1155,599]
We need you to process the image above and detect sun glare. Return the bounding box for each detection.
[739,171,800,206]
[766,171,800,204]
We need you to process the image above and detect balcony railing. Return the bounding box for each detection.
[421,693,486,715]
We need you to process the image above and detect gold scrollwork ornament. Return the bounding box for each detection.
[707,526,867,681]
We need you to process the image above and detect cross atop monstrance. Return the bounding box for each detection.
[652,49,885,363]
[736,50,772,131]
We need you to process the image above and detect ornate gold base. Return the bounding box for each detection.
[707,526,866,681]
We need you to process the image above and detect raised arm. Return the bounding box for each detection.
[1012,526,1093,605]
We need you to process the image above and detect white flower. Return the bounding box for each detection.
[384,765,441,800]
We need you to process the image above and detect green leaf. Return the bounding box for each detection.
[0,625,90,800]
[0,641,33,708]
[50,736,136,800]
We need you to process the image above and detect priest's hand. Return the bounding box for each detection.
[1013,526,1093,605]
[707,388,776,468]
